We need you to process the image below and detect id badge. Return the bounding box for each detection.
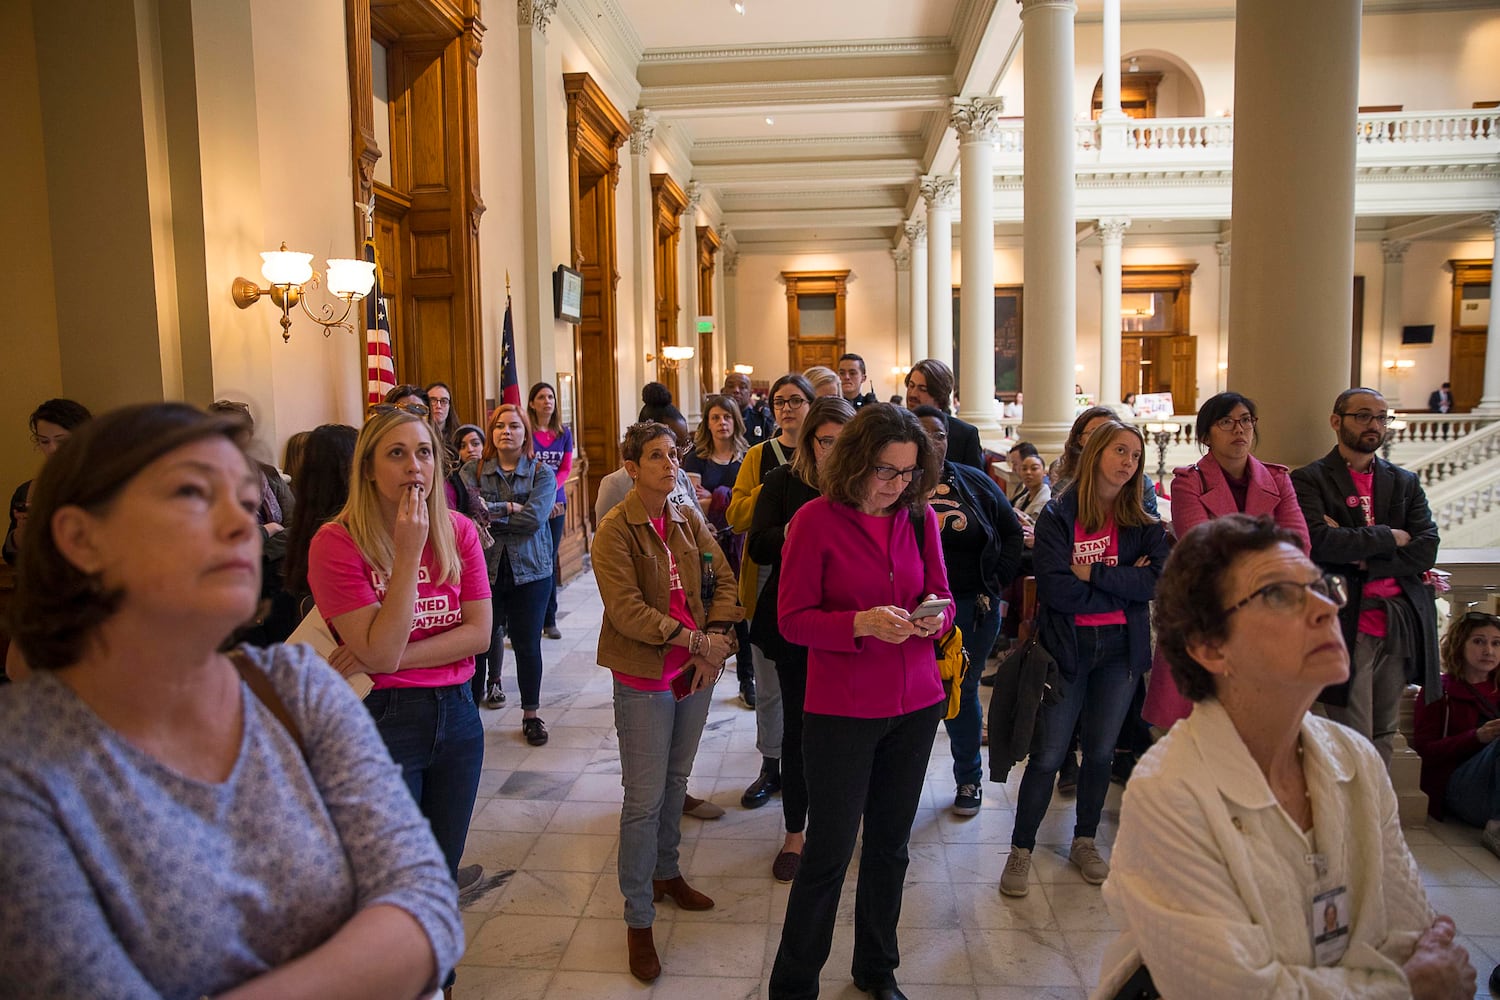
[1311,885,1351,966]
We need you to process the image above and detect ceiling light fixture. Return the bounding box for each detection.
[1128,56,1140,73]
[733,0,745,13]
[765,116,774,125]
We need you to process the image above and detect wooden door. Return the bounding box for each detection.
[1452,332,1486,411]
[1448,259,1491,412]
[1121,338,1143,398]
[1167,335,1197,414]
[783,270,849,374]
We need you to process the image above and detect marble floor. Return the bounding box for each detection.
[454,568,1500,999]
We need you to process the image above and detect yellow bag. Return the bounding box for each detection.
[935,625,968,720]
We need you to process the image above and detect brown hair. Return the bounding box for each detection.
[820,403,939,515]
[1073,421,1155,533]
[693,395,748,461]
[1439,613,1500,681]
[790,396,856,488]
[906,359,955,411]
[621,420,676,463]
[9,403,252,671]
[1054,405,1117,488]
[481,403,534,464]
[1153,514,1305,702]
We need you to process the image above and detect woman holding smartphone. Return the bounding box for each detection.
[592,421,741,983]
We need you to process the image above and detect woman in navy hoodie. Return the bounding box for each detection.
[1000,419,1168,900]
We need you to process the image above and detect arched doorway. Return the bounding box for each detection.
[1091,51,1206,119]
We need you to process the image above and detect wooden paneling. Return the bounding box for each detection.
[782,269,849,372]
[697,225,720,398]
[651,173,688,366]
[1448,259,1491,413]
[559,475,588,583]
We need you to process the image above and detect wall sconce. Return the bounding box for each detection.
[731,363,754,375]
[645,344,696,372]
[1383,358,1416,374]
[232,243,376,343]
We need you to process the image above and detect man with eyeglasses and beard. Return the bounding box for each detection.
[1292,387,1442,767]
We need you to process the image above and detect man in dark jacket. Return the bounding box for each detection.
[835,353,880,409]
[1292,387,1441,767]
[723,372,774,443]
[905,358,985,470]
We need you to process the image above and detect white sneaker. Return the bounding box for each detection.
[1070,836,1110,885]
[1000,847,1032,897]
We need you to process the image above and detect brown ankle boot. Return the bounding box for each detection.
[626,925,661,981]
[652,874,715,910]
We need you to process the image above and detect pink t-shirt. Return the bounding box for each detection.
[613,514,697,692]
[1074,517,1128,627]
[1349,468,1400,637]
[307,512,491,690]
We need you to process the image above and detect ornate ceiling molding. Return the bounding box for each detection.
[639,38,952,63]
[692,132,924,152]
[638,76,953,115]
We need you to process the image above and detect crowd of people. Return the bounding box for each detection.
[0,358,1491,999]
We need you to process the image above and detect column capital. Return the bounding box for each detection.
[1489,210,1500,240]
[1214,241,1231,266]
[904,219,927,247]
[1098,217,1131,245]
[685,181,703,215]
[517,0,558,33]
[950,97,1007,142]
[893,246,911,271]
[1017,0,1078,19]
[919,175,958,211]
[723,250,739,276]
[628,109,656,156]
[1381,238,1411,264]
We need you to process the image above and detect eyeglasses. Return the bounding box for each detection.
[1214,415,1258,432]
[1337,410,1391,426]
[772,396,808,410]
[368,401,430,417]
[814,435,838,449]
[873,465,919,483]
[428,396,450,409]
[1224,573,1348,616]
[1461,611,1500,627]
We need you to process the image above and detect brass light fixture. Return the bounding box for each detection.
[645,344,696,372]
[232,243,377,343]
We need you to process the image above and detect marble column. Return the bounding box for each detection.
[679,182,702,420]
[1227,0,1360,466]
[723,245,740,371]
[1098,218,1129,406]
[954,98,1005,436]
[893,245,912,371]
[517,0,560,385]
[1378,239,1410,408]
[1215,241,1231,392]
[1097,0,1126,153]
[1475,212,1500,413]
[920,176,957,366]
[1018,0,1079,457]
[905,220,928,366]
[718,225,736,375]
[627,109,657,408]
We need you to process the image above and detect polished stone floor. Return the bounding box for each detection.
[454,568,1500,999]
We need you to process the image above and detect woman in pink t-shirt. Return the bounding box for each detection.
[306,407,492,915]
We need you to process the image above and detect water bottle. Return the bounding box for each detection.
[700,552,716,603]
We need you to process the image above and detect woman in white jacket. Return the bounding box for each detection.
[1094,514,1475,1000]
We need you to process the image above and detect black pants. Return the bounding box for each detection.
[769,698,944,998]
[773,648,810,834]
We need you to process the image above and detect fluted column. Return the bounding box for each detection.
[954,98,1005,436]
[921,176,957,365]
[905,220,928,367]
[517,0,560,381]
[1215,241,1231,392]
[893,245,912,371]
[628,109,657,406]
[1378,239,1410,408]
[1018,0,1079,456]
[1098,218,1129,407]
[1475,212,1500,413]
[1227,0,1360,466]
[679,182,702,420]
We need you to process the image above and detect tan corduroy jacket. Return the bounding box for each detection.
[594,489,743,680]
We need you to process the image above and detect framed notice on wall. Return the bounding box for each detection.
[554,265,583,324]
[952,285,1024,401]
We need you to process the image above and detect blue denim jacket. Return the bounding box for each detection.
[461,455,556,585]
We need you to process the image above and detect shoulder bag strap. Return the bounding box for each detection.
[228,649,306,760]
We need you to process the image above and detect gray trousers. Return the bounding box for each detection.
[1325,632,1409,768]
[753,563,784,760]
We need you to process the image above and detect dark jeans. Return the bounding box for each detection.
[770,698,944,998]
[365,682,485,879]
[774,648,810,834]
[1012,624,1136,850]
[944,595,1002,787]
[491,557,550,711]
[1446,738,1500,828]
[543,512,564,628]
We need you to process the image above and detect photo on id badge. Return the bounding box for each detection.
[1312,886,1350,966]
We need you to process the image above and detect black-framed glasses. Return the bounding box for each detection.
[1214,415,1258,432]
[814,435,838,449]
[368,401,430,417]
[1224,573,1348,616]
[873,465,919,483]
[1337,410,1391,426]
[772,396,808,410]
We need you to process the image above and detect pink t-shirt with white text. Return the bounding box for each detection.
[613,514,697,692]
[1349,468,1400,637]
[1074,517,1128,627]
[307,512,491,690]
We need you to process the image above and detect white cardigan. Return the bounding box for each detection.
[1093,699,1433,1000]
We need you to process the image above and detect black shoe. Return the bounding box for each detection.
[739,678,757,709]
[456,863,483,892]
[522,717,549,746]
[542,625,561,640]
[1057,752,1079,795]
[853,979,909,1000]
[979,671,997,688]
[741,765,781,809]
[481,682,506,709]
[1110,749,1137,786]
[1489,963,1499,997]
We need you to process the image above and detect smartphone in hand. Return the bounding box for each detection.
[910,597,953,620]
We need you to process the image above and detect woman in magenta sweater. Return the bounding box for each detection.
[768,403,953,1000]
[528,381,573,640]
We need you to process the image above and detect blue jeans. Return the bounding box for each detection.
[365,682,485,879]
[1446,738,1500,828]
[492,556,550,710]
[543,511,564,628]
[1011,624,1136,850]
[943,595,1002,787]
[613,678,713,928]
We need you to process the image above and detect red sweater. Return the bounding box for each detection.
[777,497,954,719]
[1411,672,1499,819]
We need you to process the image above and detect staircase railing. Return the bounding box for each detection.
[1405,417,1500,489]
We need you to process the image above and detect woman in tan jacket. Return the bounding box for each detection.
[592,421,742,983]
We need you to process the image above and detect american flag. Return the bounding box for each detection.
[365,237,396,405]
